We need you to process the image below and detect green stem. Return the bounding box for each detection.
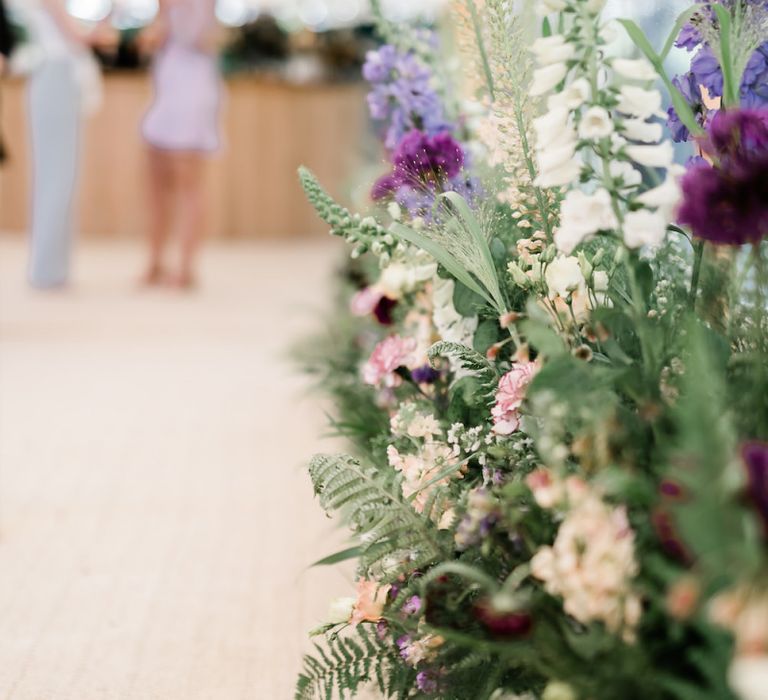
[467,0,495,101]
[689,240,705,311]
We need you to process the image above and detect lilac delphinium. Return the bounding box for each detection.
[363,44,449,151]
[668,1,768,141]
[416,670,439,694]
[678,109,768,244]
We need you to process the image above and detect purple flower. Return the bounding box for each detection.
[742,442,768,535]
[473,600,533,638]
[668,73,704,143]
[416,670,439,694]
[402,595,423,615]
[675,22,703,51]
[691,46,724,99]
[411,364,440,384]
[678,109,768,244]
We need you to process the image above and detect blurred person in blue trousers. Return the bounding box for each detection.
[10,0,115,288]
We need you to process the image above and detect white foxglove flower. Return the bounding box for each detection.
[617,86,665,120]
[623,210,668,248]
[728,656,768,700]
[636,174,682,220]
[535,0,567,16]
[547,78,590,111]
[625,141,675,168]
[579,106,614,140]
[531,63,569,96]
[537,140,577,174]
[545,256,586,298]
[610,161,641,188]
[532,35,575,66]
[612,58,658,82]
[535,160,582,189]
[554,188,618,254]
[622,118,663,143]
[533,108,572,147]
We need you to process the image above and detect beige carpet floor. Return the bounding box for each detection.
[0,236,354,699]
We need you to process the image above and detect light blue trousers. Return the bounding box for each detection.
[28,59,81,288]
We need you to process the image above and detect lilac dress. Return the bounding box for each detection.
[142,0,221,152]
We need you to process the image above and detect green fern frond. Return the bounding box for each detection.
[428,341,500,401]
[297,167,397,264]
[309,454,447,580]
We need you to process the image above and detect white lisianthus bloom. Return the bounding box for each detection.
[625,141,675,168]
[535,0,567,16]
[610,161,641,188]
[545,256,586,298]
[585,0,607,13]
[531,35,575,66]
[379,262,438,298]
[547,78,591,111]
[728,656,768,700]
[531,62,569,96]
[553,188,618,254]
[617,86,665,120]
[326,597,356,625]
[612,58,658,82]
[636,174,682,220]
[387,201,402,221]
[623,209,668,248]
[579,106,614,140]
[622,118,663,143]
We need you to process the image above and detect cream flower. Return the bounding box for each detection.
[531,62,569,96]
[553,188,618,254]
[636,173,682,220]
[612,58,658,82]
[623,210,668,249]
[545,256,586,298]
[729,656,768,700]
[625,142,675,168]
[579,106,614,140]
[616,86,665,120]
[622,118,663,143]
[547,78,591,111]
[531,35,575,66]
[535,0,567,16]
[326,597,356,625]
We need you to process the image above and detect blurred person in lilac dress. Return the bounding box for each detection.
[140,0,221,289]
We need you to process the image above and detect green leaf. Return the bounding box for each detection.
[520,318,567,358]
[453,281,487,316]
[391,222,493,306]
[311,546,363,568]
[617,18,704,138]
[473,319,500,354]
[712,4,738,108]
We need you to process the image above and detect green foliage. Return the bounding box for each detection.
[309,454,447,579]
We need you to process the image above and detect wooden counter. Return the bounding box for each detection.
[0,73,368,239]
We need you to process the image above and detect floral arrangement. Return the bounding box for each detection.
[295,1,768,699]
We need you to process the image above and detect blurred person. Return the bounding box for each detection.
[140,0,221,289]
[11,0,115,288]
[0,0,17,164]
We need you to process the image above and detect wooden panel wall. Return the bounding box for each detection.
[0,74,368,239]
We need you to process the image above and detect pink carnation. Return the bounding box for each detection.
[363,335,417,387]
[491,361,538,435]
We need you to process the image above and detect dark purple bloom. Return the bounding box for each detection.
[416,670,439,694]
[411,364,440,384]
[473,600,533,638]
[392,129,465,181]
[678,109,768,244]
[374,296,397,325]
[742,441,768,534]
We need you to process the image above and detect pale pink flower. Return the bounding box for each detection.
[492,362,538,435]
[350,579,391,626]
[526,468,564,509]
[350,286,385,317]
[362,335,417,388]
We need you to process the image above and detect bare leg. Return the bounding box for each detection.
[143,147,173,285]
[172,153,207,289]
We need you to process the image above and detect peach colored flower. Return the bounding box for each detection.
[492,361,538,435]
[350,579,391,626]
[362,335,417,388]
